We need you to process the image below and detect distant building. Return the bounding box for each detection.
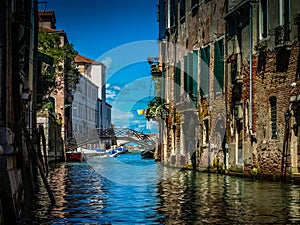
[74,55,112,149]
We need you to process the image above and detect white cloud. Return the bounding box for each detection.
[106,84,122,101]
[138,124,146,130]
[146,119,158,133]
[101,57,112,69]
[106,89,117,100]
[111,85,122,91]
[112,108,134,128]
[131,119,143,124]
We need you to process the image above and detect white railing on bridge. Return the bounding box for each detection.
[98,128,156,148]
[67,128,157,150]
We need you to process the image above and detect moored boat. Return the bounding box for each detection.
[108,146,129,156]
[116,146,129,154]
[82,147,107,155]
[140,149,154,159]
[66,150,84,162]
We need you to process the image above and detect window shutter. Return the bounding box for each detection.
[214,39,224,92]
[184,55,188,93]
[200,46,210,96]
[174,62,181,103]
[192,50,198,95]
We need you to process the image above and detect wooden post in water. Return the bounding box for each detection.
[39,124,48,176]
[24,125,56,205]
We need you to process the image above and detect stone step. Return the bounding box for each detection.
[292,173,300,178]
[292,173,300,184]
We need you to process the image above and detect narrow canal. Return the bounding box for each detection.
[23,151,300,224]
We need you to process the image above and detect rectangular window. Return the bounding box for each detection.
[167,0,171,28]
[170,0,176,28]
[200,46,210,96]
[192,50,198,106]
[214,39,224,92]
[184,55,188,93]
[270,97,277,139]
[279,0,283,25]
[276,47,290,72]
[191,0,198,8]
[180,0,186,23]
[203,119,209,144]
[159,0,167,40]
[284,0,290,42]
[183,52,198,106]
[259,0,269,39]
[257,49,267,73]
[185,51,198,105]
[174,62,181,104]
[188,52,193,96]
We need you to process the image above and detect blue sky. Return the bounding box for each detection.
[43,0,159,133]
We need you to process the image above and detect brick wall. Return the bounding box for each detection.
[254,42,299,176]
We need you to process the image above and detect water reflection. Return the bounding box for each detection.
[23,153,300,224]
[156,171,300,224]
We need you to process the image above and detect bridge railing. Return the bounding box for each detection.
[98,127,156,148]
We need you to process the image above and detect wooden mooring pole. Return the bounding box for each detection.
[23,126,56,206]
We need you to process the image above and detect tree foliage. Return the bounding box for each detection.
[38,31,79,106]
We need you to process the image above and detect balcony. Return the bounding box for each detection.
[151,69,162,77]
[275,24,291,49]
[148,56,162,77]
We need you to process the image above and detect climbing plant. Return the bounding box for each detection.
[145,97,163,121]
[38,31,79,108]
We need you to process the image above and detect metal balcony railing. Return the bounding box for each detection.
[275,24,290,46]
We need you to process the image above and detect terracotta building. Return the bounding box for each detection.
[38,10,75,160]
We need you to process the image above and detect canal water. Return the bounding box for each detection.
[23,151,300,224]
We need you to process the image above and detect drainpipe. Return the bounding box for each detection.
[249,3,253,135]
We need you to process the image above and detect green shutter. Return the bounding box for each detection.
[184,55,188,92]
[200,46,210,96]
[192,50,198,105]
[188,53,193,95]
[214,39,224,92]
[174,62,181,103]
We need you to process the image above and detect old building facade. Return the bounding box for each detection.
[155,0,227,170]
[0,0,38,223]
[156,0,300,178]
[225,0,300,178]
[38,11,77,160]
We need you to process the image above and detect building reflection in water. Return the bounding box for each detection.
[24,157,300,224]
[32,162,107,223]
[155,170,300,224]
